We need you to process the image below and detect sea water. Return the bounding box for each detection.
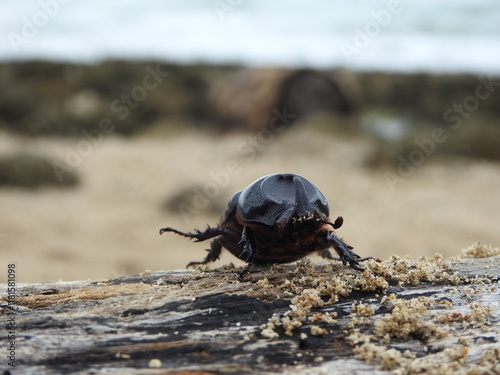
[1,0,499,73]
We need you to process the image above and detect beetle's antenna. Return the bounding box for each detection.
[321,216,343,230]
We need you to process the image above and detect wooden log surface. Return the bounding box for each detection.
[2,243,499,374]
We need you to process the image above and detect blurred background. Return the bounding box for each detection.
[1,0,499,283]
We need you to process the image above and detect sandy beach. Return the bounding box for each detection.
[1,125,499,283]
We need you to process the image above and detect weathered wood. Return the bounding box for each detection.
[2,249,499,374]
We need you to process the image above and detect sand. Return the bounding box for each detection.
[1,126,499,283]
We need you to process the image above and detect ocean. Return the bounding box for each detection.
[1,0,500,73]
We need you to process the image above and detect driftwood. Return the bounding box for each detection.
[2,248,499,374]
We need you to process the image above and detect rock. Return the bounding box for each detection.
[1,61,499,161]
[210,68,288,131]
[276,69,360,118]
[211,68,361,131]
[0,61,215,136]
[0,153,79,188]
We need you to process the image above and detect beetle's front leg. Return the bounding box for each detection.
[324,232,365,271]
[237,226,258,281]
[237,226,258,261]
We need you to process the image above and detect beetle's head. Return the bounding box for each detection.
[237,173,334,235]
[278,176,329,237]
[288,211,322,235]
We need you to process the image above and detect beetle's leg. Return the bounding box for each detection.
[237,262,253,282]
[237,226,258,262]
[236,226,258,281]
[318,247,373,264]
[187,238,223,268]
[159,226,227,242]
[324,232,365,271]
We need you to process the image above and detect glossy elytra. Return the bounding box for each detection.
[160,173,370,281]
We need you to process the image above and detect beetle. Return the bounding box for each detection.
[160,173,370,281]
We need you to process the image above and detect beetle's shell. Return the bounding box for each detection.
[236,173,329,226]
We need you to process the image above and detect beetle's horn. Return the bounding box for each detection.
[293,176,314,218]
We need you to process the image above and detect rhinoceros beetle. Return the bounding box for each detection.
[160,173,370,281]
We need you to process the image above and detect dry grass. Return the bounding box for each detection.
[1,126,499,283]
